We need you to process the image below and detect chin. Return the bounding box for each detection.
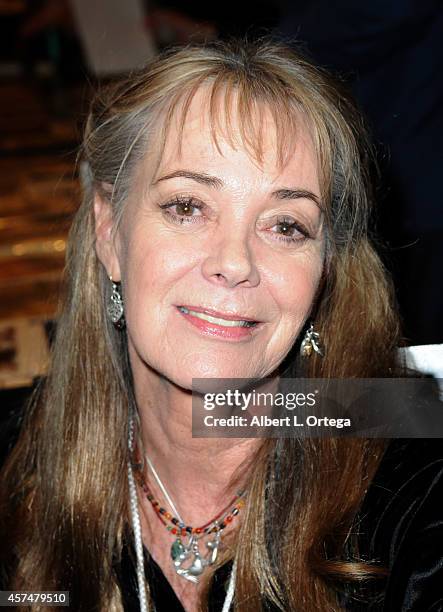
[168,359,261,393]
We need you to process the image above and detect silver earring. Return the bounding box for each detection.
[300,322,324,357]
[107,276,125,329]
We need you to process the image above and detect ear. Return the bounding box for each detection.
[93,191,122,281]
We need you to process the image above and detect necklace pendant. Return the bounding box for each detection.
[171,538,189,565]
[172,527,223,583]
[172,535,209,583]
[206,529,221,565]
[176,552,205,583]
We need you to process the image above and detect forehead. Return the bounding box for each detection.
[145,85,320,187]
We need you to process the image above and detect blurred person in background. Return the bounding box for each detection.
[19,0,282,76]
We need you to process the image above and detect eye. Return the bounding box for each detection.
[265,215,311,245]
[159,196,205,224]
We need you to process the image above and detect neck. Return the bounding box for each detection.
[132,360,261,525]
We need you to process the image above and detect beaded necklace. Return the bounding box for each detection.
[133,452,246,583]
[135,469,246,535]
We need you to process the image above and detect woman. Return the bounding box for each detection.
[1,40,442,612]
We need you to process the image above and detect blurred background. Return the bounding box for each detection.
[0,1,441,421]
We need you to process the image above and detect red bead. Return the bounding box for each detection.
[171,528,177,535]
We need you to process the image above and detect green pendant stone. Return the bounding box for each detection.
[171,539,185,561]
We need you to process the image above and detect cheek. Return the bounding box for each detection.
[267,252,324,333]
[271,249,323,301]
[119,230,196,323]
[260,257,323,373]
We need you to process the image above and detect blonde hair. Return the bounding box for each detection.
[0,40,400,611]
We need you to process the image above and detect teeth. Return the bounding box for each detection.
[178,306,256,328]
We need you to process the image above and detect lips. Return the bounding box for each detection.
[176,304,261,324]
[176,305,263,340]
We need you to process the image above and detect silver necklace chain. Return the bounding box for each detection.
[144,454,184,522]
[127,414,236,611]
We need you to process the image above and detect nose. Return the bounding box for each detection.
[201,232,260,289]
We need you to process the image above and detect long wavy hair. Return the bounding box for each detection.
[0,40,401,611]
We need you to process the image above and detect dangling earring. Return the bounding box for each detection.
[107,276,125,330]
[300,322,324,357]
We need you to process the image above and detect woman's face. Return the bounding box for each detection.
[96,89,326,389]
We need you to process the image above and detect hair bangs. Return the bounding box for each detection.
[154,72,305,176]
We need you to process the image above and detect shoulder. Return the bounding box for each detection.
[360,439,443,611]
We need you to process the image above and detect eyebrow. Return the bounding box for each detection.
[272,188,322,210]
[153,170,323,209]
[153,170,224,189]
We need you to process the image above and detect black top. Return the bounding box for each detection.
[115,439,443,611]
[117,545,234,612]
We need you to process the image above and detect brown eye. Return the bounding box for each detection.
[158,196,205,225]
[268,215,310,244]
[276,219,299,236]
[176,201,195,216]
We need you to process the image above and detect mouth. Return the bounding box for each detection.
[176,305,261,329]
